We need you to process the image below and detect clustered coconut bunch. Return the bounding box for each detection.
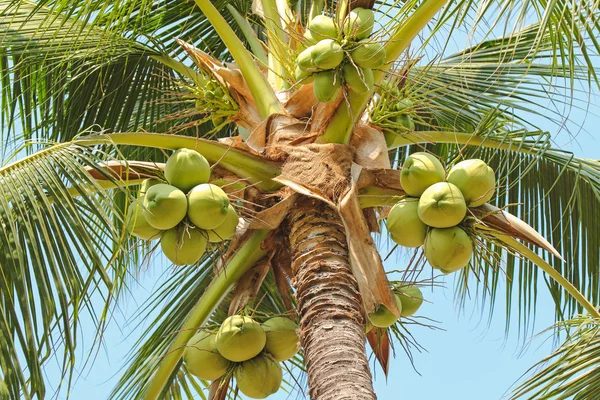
[295,8,386,102]
[368,284,424,328]
[185,78,237,128]
[386,153,497,273]
[183,315,299,399]
[374,81,416,131]
[126,148,240,265]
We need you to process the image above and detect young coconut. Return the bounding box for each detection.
[368,295,403,328]
[386,197,427,248]
[262,317,299,362]
[184,331,231,381]
[447,159,496,207]
[395,114,415,130]
[164,148,211,192]
[343,64,374,93]
[313,70,342,103]
[207,205,239,243]
[139,178,161,196]
[235,354,282,399]
[161,226,207,266]
[311,39,344,70]
[216,315,267,362]
[400,152,445,196]
[307,15,339,41]
[143,184,188,230]
[397,286,424,317]
[424,226,473,273]
[187,183,230,230]
[343,8,374,40]
[296,46,316,71]
[126,200,161,240]
[350,41,386,69]
[418,182,467,228]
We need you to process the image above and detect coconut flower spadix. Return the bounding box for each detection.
[447,159,496,207]
[400,152,445,196]
[216,315,266,362]
[368,295,403,328]
[418,182,467,228]
[184,331,231,381]
[343,64,374,94]
[343,8,374,40]
[164,148,211,192]
[126,200,161,241]
[262,317,299,362]
[313,70,341,103]
[351,41,386,69]
[143,184,188,230]
[311,39,344,70]
[187,183,230,230]
[308,15,339,41]
[386,197,427,248]
[397,286,424,317]
[207,205,239,243]
[424,227,473,273]
[235,354,283,399]
[161,226,207,266]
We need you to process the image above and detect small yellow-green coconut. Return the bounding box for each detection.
[311,39,344,70]
[343,64,374,94]
[187,183,230,230]
[262,317,299,362]
[395,114,415,131]
[350,41,386,69]
[139,178,161,196]
[313,70,342,103]
[343,8,374,40]
[183,331,231,381]
[164,148,211,192]
[447,159,496,207]
[386,197,428,248]
[418,182,467,228]
[216,315,267,362]
[424,227,473,273]
[143,184,188,230]
[368,295,403,328]
[397,286,424,317]
[235,354,282,399]
[126,199,161,240]
[161,226,207,266]
[400,152,445,196]
[308,15,339,41]
[296,46,316,70]
[207,205,239,243]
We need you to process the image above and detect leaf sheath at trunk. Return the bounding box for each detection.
[288,198,376,400]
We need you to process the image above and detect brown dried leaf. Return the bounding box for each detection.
[356,167,402,190]
[310,92,345,136]
[284,83,318,118]
[228,257,272,315]
[248,193,299,229]
[366,327,391,376]
[351,124,391,169]
[208,376,230,400]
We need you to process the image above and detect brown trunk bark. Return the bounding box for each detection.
[288,198,376,400]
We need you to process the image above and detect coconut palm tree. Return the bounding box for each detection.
[1,0,600,398]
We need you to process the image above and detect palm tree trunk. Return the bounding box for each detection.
[288,197,376,400]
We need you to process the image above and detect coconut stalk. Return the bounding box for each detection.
[143,229,270,400]
[226,5,268,65]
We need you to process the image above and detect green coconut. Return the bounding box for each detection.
[184,331,231,381]
[343,8,374,40]
[294,66,314,83]
[368,295,403,328]
[394,98,414,111]
[235,354,282,399]
[161,226,207,266]
[351,41,386,69]
[164,148,211,192]
[447,159,496,207]
[418,182,467,228]
[262,317,299,362]
[311,39,344,70]
[187,183,230,230]
[143,184,188,230]
[126,199,161,240]
[296,46,316,70]
[386,197,428,248]
[313,70,342,103]
[140,178,161,196]
[394,114,415,130]
[400,152,445,196]
[303,30,317,45]
[216,315,267,362]
[342,64,374,93]
[308,15,339,41]
[397,286,424,317]
[207,205,239,243]
[424,226,473,273]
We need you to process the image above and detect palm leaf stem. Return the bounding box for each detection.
[226,5,268,65]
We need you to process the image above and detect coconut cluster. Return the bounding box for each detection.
[188,78,236,128]
[376,81,416,130]
[295,8,386,102]
[184,315,299,399]
[367,285,424,328]
[386,153,496,274]
[126,148,240,266]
